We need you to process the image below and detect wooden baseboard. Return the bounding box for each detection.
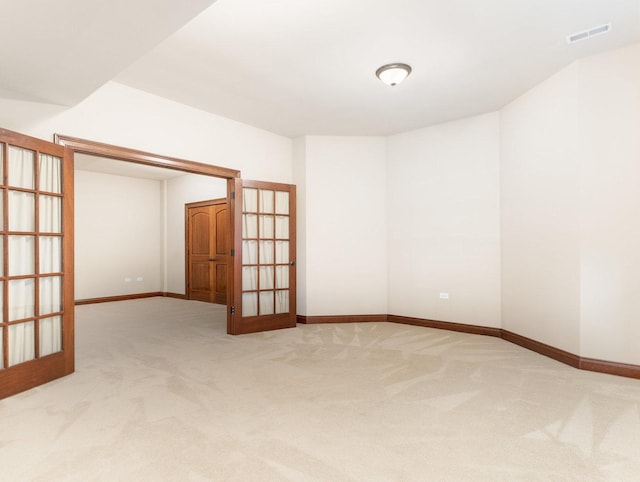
[75,292,164,305]
[388,314,502,337]
[387,315,638,380]
[298,314,388,324]
[579,357,640,380]
[500,329,580,368]
[163,292,187,300]
[75,292,189,305]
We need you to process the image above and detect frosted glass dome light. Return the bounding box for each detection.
[375,63,412,86]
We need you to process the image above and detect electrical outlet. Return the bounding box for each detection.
[439,292,449,300]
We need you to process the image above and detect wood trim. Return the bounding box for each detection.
[2,128,67,156]
[298,314,388,324]
[0,352,68,400]
[75,292,165,305]
[62,146,75,375]
[185,198,226,209]
[579,357,640,380]
[388,314,502,337]
[500,329,580,368]
[163,292,187,300]
[228,178,238,333]
[54,134,240,179]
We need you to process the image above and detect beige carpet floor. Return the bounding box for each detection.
[1,297,639,481]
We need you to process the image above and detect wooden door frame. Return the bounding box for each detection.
[184,197,227,302]
[54,134,241,333]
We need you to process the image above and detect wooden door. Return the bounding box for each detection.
[0,128,74,399]
[186,199,228,304]
[229,179,296,334]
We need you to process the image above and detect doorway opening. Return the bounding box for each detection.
[55,134,240,333]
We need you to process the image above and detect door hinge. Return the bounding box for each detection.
[231,191,235,200]
[231,248,235,256]
[230,306,235,316]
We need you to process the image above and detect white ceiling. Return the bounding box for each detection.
[0,0,214,105]
[115,0,640,137]
[2,0,640,137]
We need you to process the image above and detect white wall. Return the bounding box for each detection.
[164,173,227,294]
[292,137,308,314]
[577,43,640,364]
[501,42,640,364]
[75,170,163,299]
[500,63,583,353]
[294,136,388,316]
[387,113,502,327]
[0,81,292,183]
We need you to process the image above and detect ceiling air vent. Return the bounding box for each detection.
[567,23,611,44]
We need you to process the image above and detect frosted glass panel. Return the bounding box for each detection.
[242,240,258,265]
[243,214,258,238]
[275,191,289,215]
[9,278,35,321]
[9,321,35,366]
[9,191,35,231]
[242,292,258,317]
[259,240,274,264]
[260,190,274,213]
[40,316,62,357]
[276,266,289,289]
[8,146,35,189]
[276,290,290,314]
[40,276,62,315]
[259,291,274,315]
[243,188,258,212]
[259,215,274,238]
[39,154,62,193]
[39,236,62,273]
[9,236,34,276]
[0,236,3,276]
[242,266,258,291]
[0,190,3,230]
[260,266,274,290]
[275,216,289,239]
[40,195,62,233]
[276,241,289,264]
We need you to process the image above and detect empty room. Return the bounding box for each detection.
[1,0,640,480]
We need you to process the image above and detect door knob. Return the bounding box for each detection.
[290,261,295,266]
[209,258,216,262]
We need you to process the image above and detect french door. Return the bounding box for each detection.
[0,128,74,399]
[229,179,296,334]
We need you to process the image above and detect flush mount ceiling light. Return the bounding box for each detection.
[376,63,412,86]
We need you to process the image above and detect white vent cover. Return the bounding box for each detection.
[567,23,611,44]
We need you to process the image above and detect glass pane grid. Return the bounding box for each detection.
[1,144,65,365]
[241,187,291,318]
